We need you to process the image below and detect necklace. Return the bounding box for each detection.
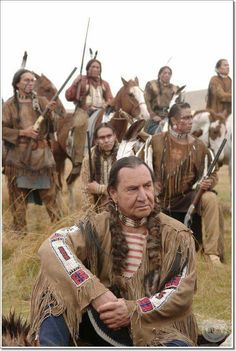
[118,212,147,228]
[169,127,188,140]
[17,92,32,100]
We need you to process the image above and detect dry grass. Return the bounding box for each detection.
[2,164,232,330]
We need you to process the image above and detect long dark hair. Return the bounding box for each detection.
[157,66,172,96]
[107,156,161,296]
[93,122,117,183]
[168,102,191,126]
[12,69,34,117]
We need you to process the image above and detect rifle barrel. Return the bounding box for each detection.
[87,131,93,182]
[41,67,77,117]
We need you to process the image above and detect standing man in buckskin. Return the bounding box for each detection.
[206,59,231,118]
[144,66,180,134]
[65,58,113,184]
[2,68,62,235]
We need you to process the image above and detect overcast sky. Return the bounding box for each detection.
[1,0,233,110]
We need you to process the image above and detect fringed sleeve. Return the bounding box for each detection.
[79,153,96,212]
[30,221,108,343]
[2,99,20,145]
[125,213,198,346]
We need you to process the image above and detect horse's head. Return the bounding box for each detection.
[191,110,212,145]
[33,73,66,117]
[191,110,227,162]
[114,77,150,120]
[208,116,228,162]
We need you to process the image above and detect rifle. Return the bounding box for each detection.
[184,137,227,228]
[22,67,77,166]
[86,130,93,182]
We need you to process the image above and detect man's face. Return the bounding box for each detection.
[109,165,155,220]
[95,127,116,153]
[218,60,230,76]
[173,107,193,134]
[87,62,101,78]
[159,68,172,84]
[16,72,35,95]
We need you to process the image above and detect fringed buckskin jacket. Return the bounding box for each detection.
[206,75,231,117]
[30,211,198,346]
[79,144,118,212]
[2,96,56,179]
[65,76,113,110]
[144,80,180,119]
[152,132,218,212]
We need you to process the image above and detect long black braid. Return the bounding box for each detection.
[107,156,162,296]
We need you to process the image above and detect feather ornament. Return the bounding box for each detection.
[117,140,136,159]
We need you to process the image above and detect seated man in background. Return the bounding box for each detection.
[79,122,118,213]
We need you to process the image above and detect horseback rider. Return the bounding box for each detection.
[79,122,119,213]
[151,102,224,266]
[144,66,181,134]
[2,69,62,235]
[65,58,114,184]
[206,59,232,118]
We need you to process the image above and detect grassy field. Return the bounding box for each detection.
[2,164,232,332]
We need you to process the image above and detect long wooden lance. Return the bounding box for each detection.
[80,18,90,75]
[76,18,90,107]
[184,137,228,228]
[22,67,77,166]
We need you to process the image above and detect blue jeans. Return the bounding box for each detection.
[39,314,191,347]
[39,315,71,346]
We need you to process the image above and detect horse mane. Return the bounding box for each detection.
[2,310,36,346]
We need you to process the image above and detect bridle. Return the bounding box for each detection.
[127,86,146,116]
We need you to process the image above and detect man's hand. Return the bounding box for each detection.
[97,298,130,330]
[19,126,39,139]
[92,290,117,312]
[87,181,100,194]
[72,74,82,86]
[46,100,57,111]
[199,177,213,190]
[152,115,162,122]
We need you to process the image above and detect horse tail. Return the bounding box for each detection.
[2,310,35,346]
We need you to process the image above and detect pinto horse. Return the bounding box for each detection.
[191,110,232,178]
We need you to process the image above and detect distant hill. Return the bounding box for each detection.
[182,89,207,111]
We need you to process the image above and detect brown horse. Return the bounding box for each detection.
[33,74,150,190]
